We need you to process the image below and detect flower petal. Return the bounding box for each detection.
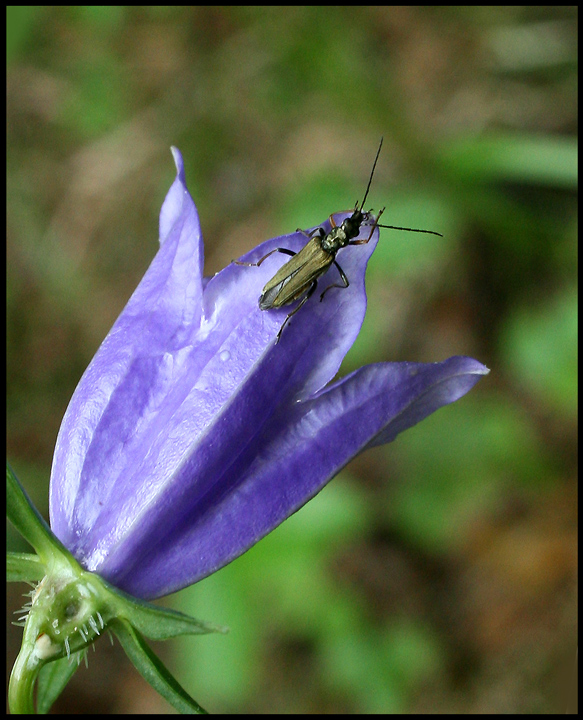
[50,149,204,556]
[99,356,487,598]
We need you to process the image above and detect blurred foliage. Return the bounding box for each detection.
[7,6,577,714]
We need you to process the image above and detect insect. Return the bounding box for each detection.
[234,138,442,342]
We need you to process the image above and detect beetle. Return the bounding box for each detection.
[235,138,442,342]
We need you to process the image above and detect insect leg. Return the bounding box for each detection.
[233,247,296,267]
[319,260,349,301]
[297,211,345,239]
[276,280,318,342]
[296,226,325,240]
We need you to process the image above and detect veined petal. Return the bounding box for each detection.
[50,149,205,558]
[101,355,488,598]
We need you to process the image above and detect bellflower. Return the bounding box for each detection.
[47,147,488,600]
[9,148,488,712]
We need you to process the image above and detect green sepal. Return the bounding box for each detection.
[7,552,46,583]
[6,463,73,567]
[7,461,227,714]
[36,653,81,714]
[112,619,208,714]
[107,582,228,641]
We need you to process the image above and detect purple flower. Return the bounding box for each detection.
[49,148,488,600]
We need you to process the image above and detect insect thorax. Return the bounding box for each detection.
[321,226,349,253]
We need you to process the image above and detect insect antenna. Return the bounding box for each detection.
[358,138,442,237]
[376,222,443,237]
[358,137,384,211]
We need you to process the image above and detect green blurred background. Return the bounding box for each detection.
[7,7,577,714]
